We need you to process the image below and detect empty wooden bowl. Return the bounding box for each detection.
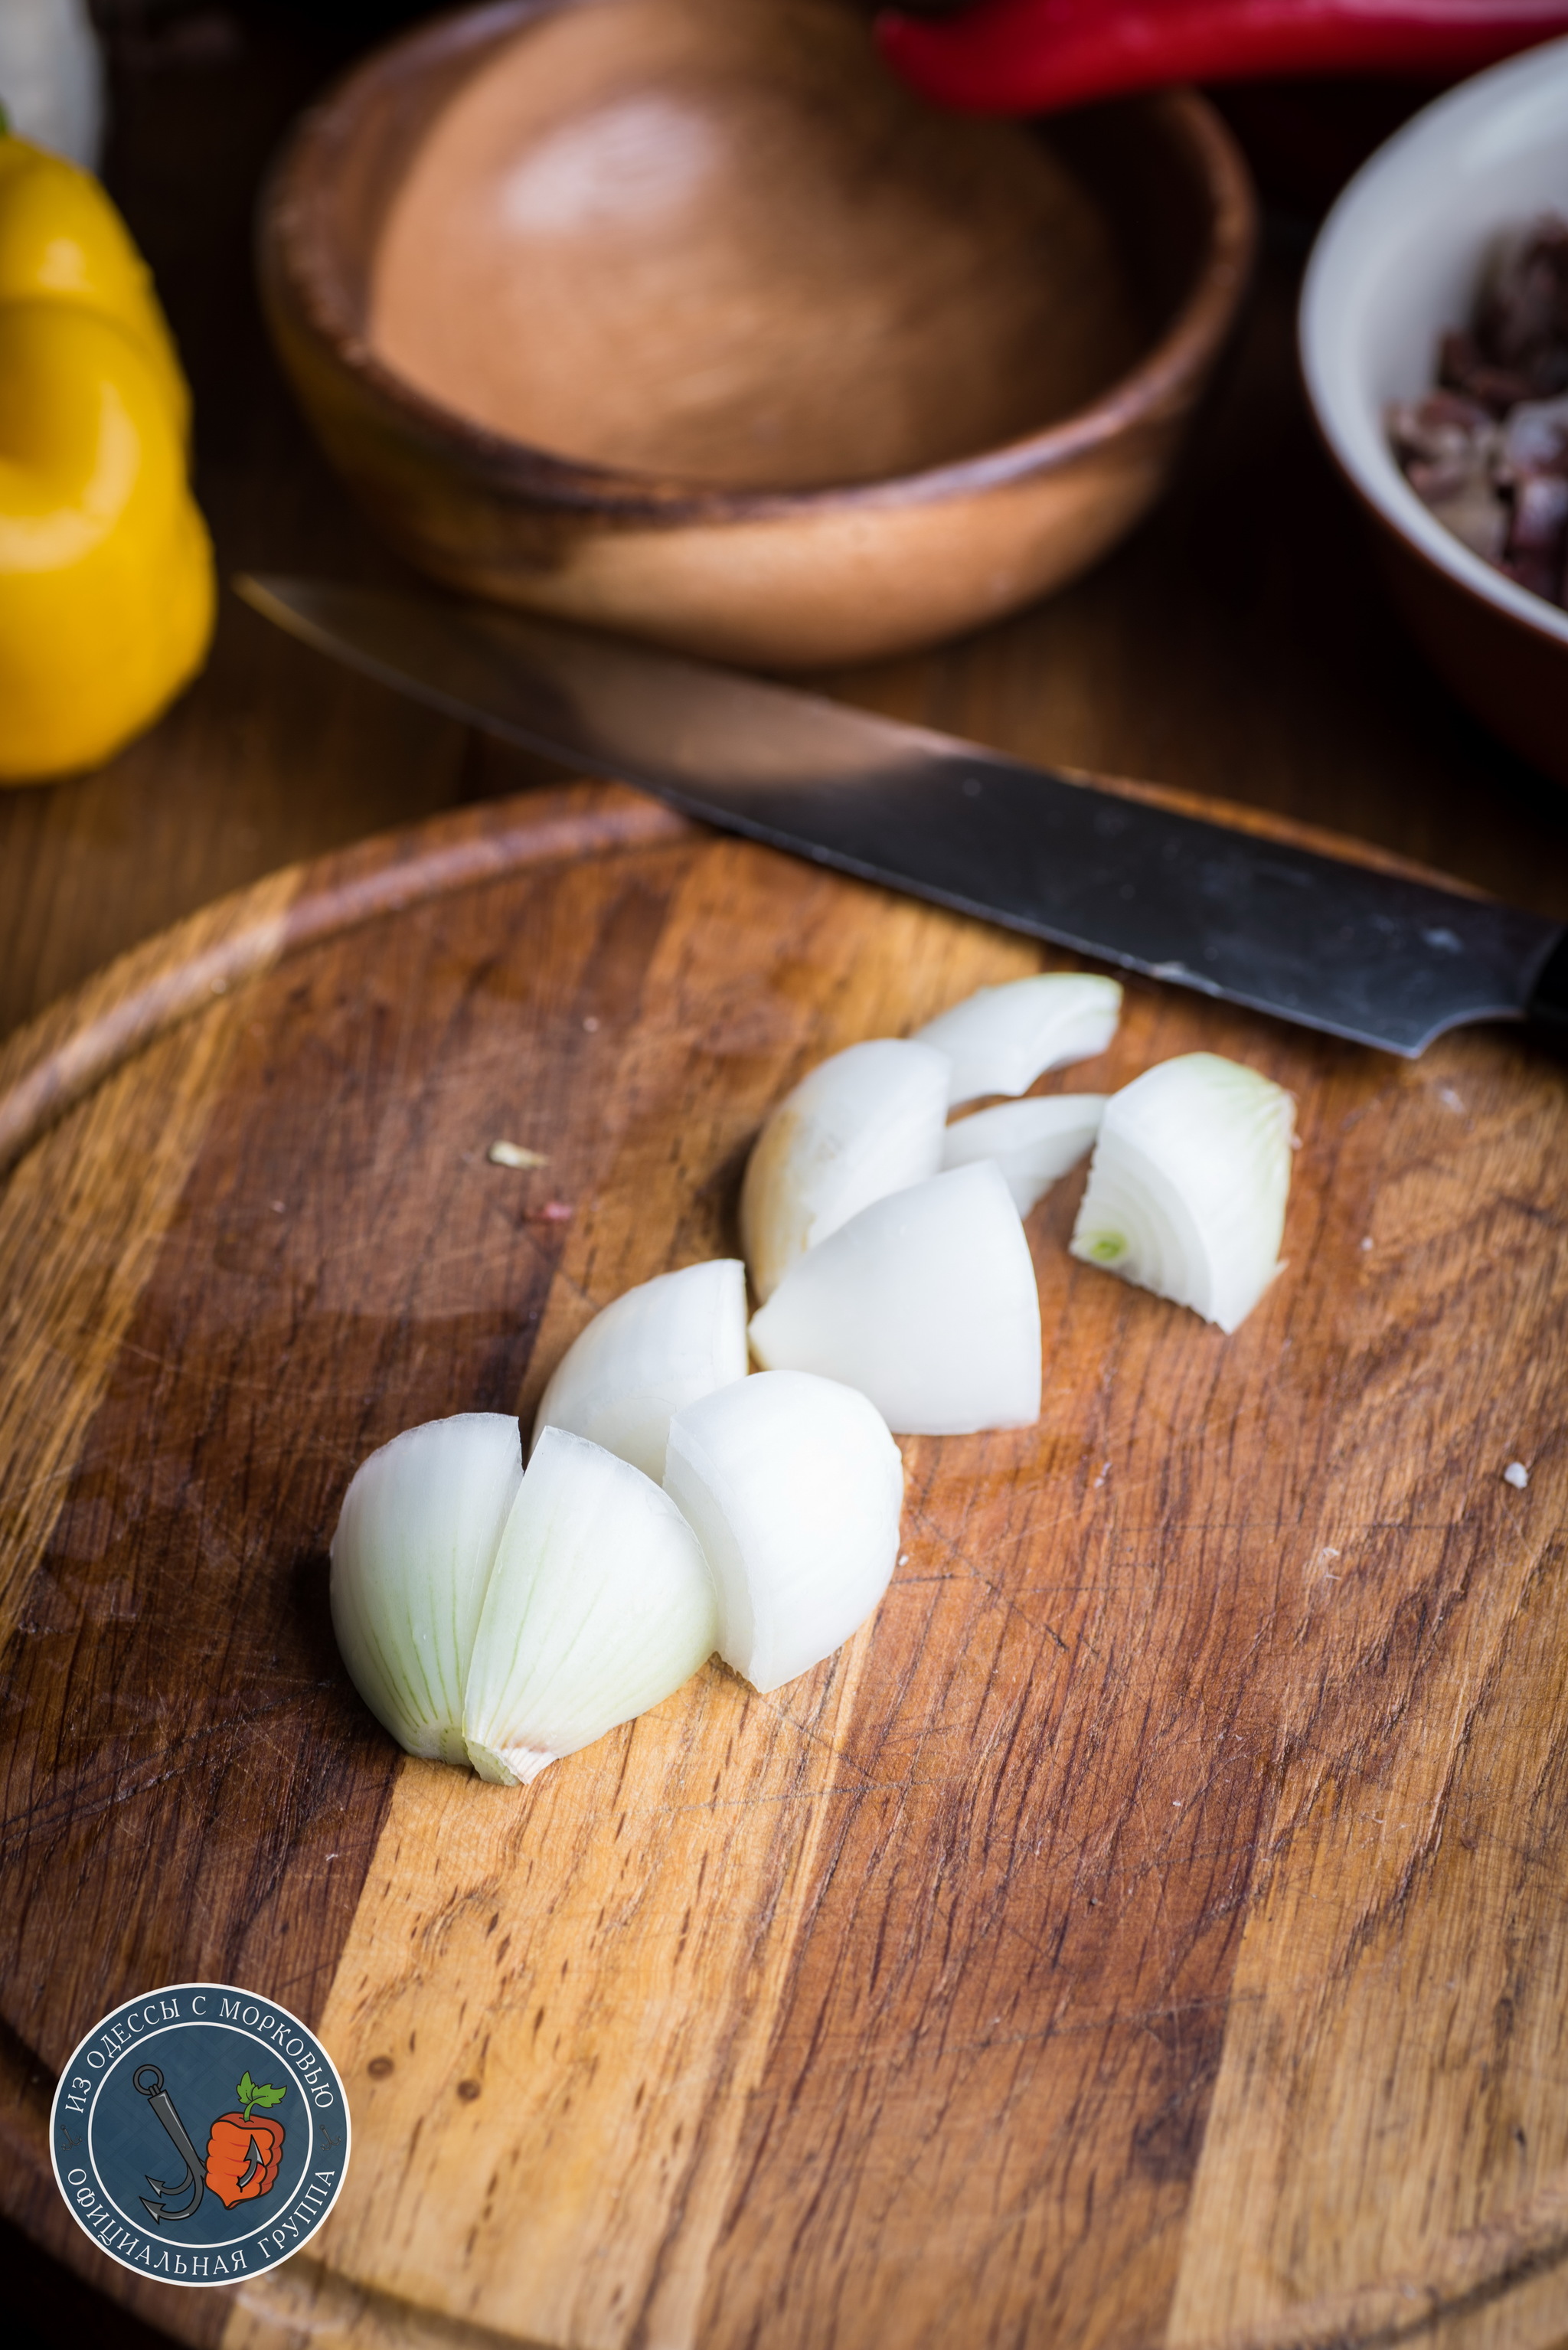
[259,0,1256,669]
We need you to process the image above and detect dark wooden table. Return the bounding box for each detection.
[5,7,1567,2343]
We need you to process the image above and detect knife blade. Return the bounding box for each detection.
[236,575,1568,1059]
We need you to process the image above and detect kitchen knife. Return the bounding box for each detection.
[236,575,1568,1060]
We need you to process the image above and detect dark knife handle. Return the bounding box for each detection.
[1524,928,1568,1053]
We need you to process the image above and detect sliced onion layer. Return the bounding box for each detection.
[664,1369,903,1694]
[747,1160,1041,1435]
[330,1413,522,1766]
[1070,1051,1295,1332]
[942,1093,1105,1214]
[462,1427,717,1786]
[533,1258,748,1480]
[740,1038,950,1302]
[914,972,1121,1106]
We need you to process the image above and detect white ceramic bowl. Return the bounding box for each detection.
[1301,36,1568,783]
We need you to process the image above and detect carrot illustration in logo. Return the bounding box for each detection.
[204,2073,287,2208]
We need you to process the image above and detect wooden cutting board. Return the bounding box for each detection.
[2,780,1565,2350]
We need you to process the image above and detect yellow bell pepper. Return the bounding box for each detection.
[0,132,214,782]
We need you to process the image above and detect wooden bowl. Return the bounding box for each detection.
[259,0,1256,670]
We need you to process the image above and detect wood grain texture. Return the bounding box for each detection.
[0,786,684,2343]
[2,783,1566,2349]
[1168,1033,1568,2349]
[0,877,290,1642]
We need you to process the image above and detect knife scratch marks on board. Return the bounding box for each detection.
[0,965,283,1652]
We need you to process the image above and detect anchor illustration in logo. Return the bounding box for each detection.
[133,2064,287,2224]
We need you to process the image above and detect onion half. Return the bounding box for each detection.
[1070,1052,1295,1332]
[740,1038,950,1301]
[330,1413,523,1765]
[914,972,1121,1105]
[747,1160,1041,1434]
[462,1427,717,1786]
[941,1093,1105,1213]
[533,1259,748,1479]
[664,1369,903,1694]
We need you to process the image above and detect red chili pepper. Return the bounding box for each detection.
[204,2071,287,2208]
[877,1,1568,115]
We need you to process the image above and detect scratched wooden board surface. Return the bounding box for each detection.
[1,780,1565,2350]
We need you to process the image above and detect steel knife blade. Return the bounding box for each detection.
[237,575,1568,1058]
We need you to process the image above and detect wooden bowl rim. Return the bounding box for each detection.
[259,0,1259,525]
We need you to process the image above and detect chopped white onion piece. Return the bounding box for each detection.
[330,1413,522,1766]
[533,1259,748,1480]
[463,1428,717,1786]
[1070,1052,1295,1332]
[740,1038,950,1302]
[747,1161,1041,1434]
[664,1370,903,1694]
[914,972,1122,1105]
[941,1093,1106,1213]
